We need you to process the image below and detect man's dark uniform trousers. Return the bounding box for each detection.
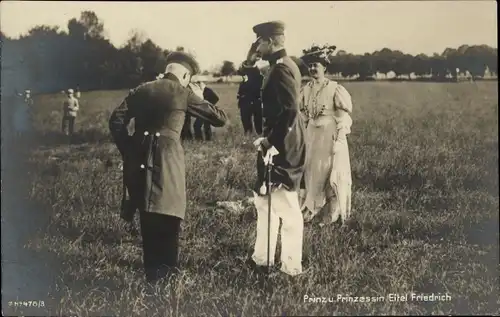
[243,48,307,197]
[108,54,227,282]
[180,113,193,140]
[193,86,220,141]
[237,67,263,135]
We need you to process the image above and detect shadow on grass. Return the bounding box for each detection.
[1,150,65,315]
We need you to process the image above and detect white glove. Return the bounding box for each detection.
[263,147,279,165]
[189,82,204,99]
[253,137,266,150]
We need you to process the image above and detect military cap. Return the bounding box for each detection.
[67,88,74,94]
[165,51,200,75]
[252,21,285,38]
[202,86,219,105]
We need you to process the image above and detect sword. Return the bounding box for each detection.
[256,142,279,275]
[266,152,273,275]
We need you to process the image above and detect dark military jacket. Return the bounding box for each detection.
[109,73,227,219]
[181,86,220,140]
[237,67,263,105]
[244,49,306,195]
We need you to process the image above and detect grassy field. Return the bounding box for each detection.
[3,81,499,316]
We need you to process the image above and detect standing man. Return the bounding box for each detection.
[108,51,228,283]
[13,89,34,139]
[243,21,307,276]
[62,89,80,136]
[237,66,263,135]
[193,83,220,141]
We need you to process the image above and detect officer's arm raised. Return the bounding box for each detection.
[186,89,228,127]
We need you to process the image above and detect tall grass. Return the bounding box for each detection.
[6,82,498,316]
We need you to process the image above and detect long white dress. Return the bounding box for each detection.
[299,78,353,224]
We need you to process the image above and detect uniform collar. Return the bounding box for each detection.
[266,49,287,65]
[164,72,181,83]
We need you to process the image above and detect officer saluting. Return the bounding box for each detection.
[243,21,307,276]
[109,51,228,283]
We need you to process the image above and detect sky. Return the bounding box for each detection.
[1,1,497,71]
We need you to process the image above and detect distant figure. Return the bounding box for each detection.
[237,65,263,135]
[193,83,220,141]
[13,89,34,137]
[62,89,80,136]
[75,86,81,99]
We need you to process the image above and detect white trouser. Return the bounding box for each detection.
[252,188,304,276]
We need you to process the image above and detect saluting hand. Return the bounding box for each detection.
[246,37,262,65]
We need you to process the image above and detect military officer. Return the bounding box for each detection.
[242,21,307,276]
[109,51,228,283]
[13,89,34,139]
[193,83,220,141]
[62,89,80,136]
[237,65,263,135]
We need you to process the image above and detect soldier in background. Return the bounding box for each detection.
[193,83,220,141]
[180,114,193,140]
[237,65,263,135]
[61,89,80,136]
[13,89,34,139]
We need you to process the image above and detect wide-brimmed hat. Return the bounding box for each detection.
[300,45,337,67]
[67,89,74,94]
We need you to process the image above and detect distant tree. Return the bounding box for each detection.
[80,11,105,39]
[462,45,496,80]
[125,29,147,53]
[220,60,236,79]
[393,53,414,79]
[358,53,375,80]
[441,47,460,80]
[430,53,447,80]
[139,39,164,81]
[412,54,431,78]
[372,48,393,76]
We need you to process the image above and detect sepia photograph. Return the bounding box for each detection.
[1,1,498,316]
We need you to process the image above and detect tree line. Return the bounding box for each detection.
[1,11,497,95]
[304,44,497,81]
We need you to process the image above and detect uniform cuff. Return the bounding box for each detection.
[242,60,257,68]
[261,138,272,150]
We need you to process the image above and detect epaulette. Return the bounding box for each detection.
[276,58,284,64]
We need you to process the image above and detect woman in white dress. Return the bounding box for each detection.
[299,48,353,226]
